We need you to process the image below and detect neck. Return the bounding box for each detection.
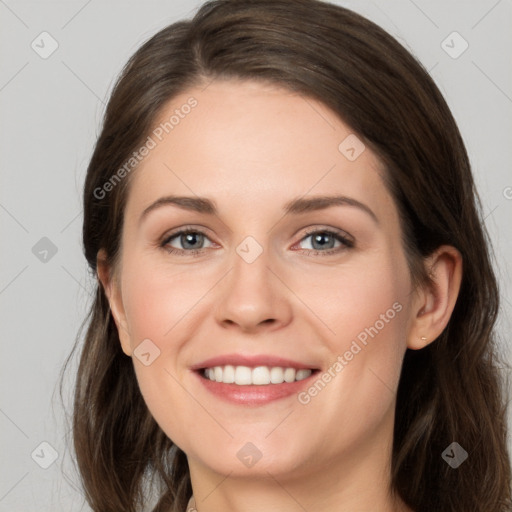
[188,476,409,512]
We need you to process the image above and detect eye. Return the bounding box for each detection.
[295,229,354,255]
[161,229,214,255]
[159,227,354,257]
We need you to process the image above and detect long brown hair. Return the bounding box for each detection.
[64,0,512,510]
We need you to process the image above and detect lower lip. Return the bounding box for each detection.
[194,370,318,405]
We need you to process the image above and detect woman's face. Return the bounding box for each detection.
[106,79,419,480]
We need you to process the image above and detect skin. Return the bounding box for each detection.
[98,79,462,512]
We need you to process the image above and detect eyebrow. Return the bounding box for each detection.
[140,194,378,224]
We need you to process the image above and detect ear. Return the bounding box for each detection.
[96,249,133,356]
[407,245,463,350]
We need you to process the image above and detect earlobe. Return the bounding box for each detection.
[96,249,133,357]
[407,245,463,350]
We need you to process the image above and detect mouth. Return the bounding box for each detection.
[191,354,321,405]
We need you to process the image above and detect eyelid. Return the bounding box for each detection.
[160,225,214,244]
[301,226,354,244]
[158,225,217,255]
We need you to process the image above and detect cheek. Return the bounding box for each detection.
[121,260,210,344]
[118,260,217,444]
[296,249,409,351]
[292,253,410,431]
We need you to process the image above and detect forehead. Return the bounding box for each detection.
[124,79,395,223]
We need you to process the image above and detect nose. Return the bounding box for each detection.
[214,246,293,333]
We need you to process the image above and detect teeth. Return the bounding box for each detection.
[203,365,313,385]
[284,368,296,383]
[223,364,235,383]
[295,369,311,381]
[270,367,284,383]
[234,366,252,385]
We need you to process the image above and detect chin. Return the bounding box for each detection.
[186,435,315,480]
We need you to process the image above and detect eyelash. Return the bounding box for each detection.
[160,226,354,257]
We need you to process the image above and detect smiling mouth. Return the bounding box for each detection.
[199,365,319,385]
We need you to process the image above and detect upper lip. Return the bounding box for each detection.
[190,353,320,371]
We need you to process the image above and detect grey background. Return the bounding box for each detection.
[1,0,511,510]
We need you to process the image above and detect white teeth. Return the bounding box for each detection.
[270,367,284,383]
[283,368,296,383]
[252,366,270,385]
[203,365,313,385]
[223,364,235,383]
[295,369,311,381]
[234,366,252,385]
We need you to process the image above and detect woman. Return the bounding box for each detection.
[69,0,512,510]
